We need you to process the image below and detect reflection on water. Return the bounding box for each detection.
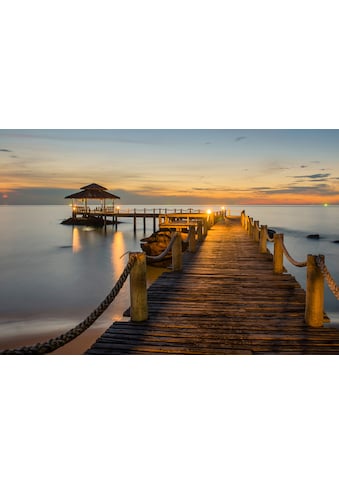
[111,231,127,275]
[72,227,82,253]
[0,206,160,347]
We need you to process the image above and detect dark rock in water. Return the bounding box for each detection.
[140,229,189,265]
[332,240,339,244]
[307,234,320,239]
[267,228,276,239]
[61,215,116,227]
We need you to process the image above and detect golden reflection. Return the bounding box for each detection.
[111,231,127,274]
[72,227,82,253]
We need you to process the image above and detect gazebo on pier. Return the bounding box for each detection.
[63,183,120,226]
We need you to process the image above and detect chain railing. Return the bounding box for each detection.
[241,210,339,328]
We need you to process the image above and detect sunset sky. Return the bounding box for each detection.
[1,129,339,205]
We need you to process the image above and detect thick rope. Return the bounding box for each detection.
[279,236,307,267]
[316,256,339,299]
[0,255,137,355]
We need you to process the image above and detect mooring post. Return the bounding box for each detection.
[188,226,196,253]
[305,254,324,327]
[172,232,183,271]
[259,225,268,253]
[129,252,148,322]
[273,233,284,274]
[133,209,136,232]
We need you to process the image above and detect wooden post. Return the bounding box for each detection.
[129,253,148,322]
[273,234,284,274]
[241,211,245,227]
[248,217,253,238]
[203,219,208,236]
[197,221,203,241]
[259,225,268,253]
[188,226,196,253]
[153,209,156,232]
[133,209,136,232]
[172,232,182,271]
[305,254,324,327]
[253,221,260,242]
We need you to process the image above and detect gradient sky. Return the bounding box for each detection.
[1,129,339,205]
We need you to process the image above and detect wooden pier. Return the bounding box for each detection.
[71,207,206,232]
[86,216,339,355]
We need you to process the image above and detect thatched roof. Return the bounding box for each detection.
[80,183,107,190]
[65,183,120,200]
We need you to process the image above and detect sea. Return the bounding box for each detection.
[1,204,339,352]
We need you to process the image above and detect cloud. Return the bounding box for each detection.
[235,136,247,142]
[0,148,12,152]
[251,186,272,190]
[291,173,331,180]
[258,183,338,196]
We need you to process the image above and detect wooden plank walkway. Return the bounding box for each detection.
[86,218,339,354]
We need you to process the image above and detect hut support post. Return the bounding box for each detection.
[273,234,284,274]
[305,254,324,327]
[172,232,183,271]
[129,253,148,322]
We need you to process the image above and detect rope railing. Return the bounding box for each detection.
[278,234,307,267]
[241,210,339,327]
[315,256,339,300]
[0,255,138,355]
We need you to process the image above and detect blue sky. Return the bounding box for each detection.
[1,129,339,205]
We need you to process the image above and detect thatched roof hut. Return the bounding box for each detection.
[65,183,120,203]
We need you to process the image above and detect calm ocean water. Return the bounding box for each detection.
[1,204,339,349]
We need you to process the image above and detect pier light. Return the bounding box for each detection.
[206,209,211,214]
